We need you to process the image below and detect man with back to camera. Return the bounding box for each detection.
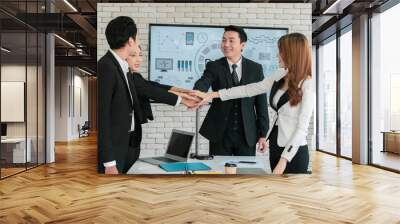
[97,16,197,174]
[192,25,269,156]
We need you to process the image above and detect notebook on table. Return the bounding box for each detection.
[159,162,211,172]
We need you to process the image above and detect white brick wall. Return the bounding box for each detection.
[97,3,314,169]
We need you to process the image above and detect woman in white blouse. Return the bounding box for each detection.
[192,33,314,174]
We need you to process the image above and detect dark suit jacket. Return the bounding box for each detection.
[97,51,178,173]
[193,56,269,147]
[129,71,177,122]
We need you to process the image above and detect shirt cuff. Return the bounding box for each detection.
[175,96,182,106]
[218,89,228,101]
[104,160,116,167]
[280,145,298,163]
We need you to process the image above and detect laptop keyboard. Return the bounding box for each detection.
[153,157,177,163]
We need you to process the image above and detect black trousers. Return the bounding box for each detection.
[209,130,255,156]
[119,124,142,174]
[268,125,309,174]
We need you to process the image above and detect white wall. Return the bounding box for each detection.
[97,3,314,167]
[54,67,89,141]
[1,63,46,164]
[1,65,38,138]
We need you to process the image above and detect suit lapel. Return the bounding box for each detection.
[277,91,290,110]
[221,58,233,88]
[240,57,249,85]
[269,80,280,111]
[222,56,249,87]
[107,51,133,107]
[270,77,290,111]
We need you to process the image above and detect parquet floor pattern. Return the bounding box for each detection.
[1,135,399,223]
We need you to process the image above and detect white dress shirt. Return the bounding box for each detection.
[227,56,243,82]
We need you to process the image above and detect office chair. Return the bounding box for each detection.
[78,121,90,138]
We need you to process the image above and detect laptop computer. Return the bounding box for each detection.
[140,129,194,165]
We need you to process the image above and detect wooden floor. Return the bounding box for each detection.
[372,151,400,171]
[0,167,26,177]
[1,135,400,223]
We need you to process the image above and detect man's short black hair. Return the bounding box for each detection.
[105,16,137,49]
[224,25,247,43]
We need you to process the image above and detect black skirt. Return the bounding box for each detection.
[268,125,310,174]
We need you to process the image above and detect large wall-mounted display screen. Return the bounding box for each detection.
[149,24,288,89]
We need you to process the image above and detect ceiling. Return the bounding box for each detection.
[0,0,97,74]
[311,0,390,44]
[0,0,395,75]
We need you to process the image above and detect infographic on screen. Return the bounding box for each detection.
[149,25,287,89]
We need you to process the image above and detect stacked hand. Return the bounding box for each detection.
[168,87,199,109]
[168,88,217,110]
[189,90,219,108]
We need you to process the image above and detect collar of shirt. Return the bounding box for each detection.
[109,49,129,75]
[227,56,242,71]
[227,56,242,81]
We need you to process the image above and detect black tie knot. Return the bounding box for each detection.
[232,64,237,70]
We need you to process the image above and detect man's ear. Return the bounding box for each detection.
[128,37,136,47]
[241,42,246,52]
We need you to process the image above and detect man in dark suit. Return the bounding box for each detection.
[193,25,269,156]
[97,16,196,174]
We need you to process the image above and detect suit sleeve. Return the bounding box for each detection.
[254,64,269,138]
[132,73,178,106]
[193,61,215,91]
[149,80,172,90]
[97,62,116,164]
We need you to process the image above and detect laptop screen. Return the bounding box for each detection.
[165,130,194,158]
[1,123,7,137]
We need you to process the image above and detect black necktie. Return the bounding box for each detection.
[231,64,240,86]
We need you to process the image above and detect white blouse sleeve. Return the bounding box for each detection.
[218,68,287,101]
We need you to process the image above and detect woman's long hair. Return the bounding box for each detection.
[278,33,312,106]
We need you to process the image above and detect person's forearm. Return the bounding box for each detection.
[170,86,193,93]
[211,91,220,99]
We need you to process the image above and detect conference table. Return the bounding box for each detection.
[127,156,272,175]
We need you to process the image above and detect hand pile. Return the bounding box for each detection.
[168,87,216,110]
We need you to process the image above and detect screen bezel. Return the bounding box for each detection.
[165,129,194,159]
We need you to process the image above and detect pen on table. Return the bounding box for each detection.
[238,161,257,164]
